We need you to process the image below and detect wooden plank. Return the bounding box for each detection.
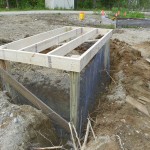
[0,60,11,93]
[0,49,81,72]
[138,99,146,105]
[138,96,150,103]
[80,30,113,71]
[2,27,69,50]
[104,41,110,69]
[70,72,80,130]
[48,28,98,56]
[0,67,70,132]
[0,49,49,67]
[50,55,80,72]
[133,83,150,99]
[126,95,150,117]
[19,27,83,53]
[0,60,6,69]
[82,27,111,35]
[146,58,150,63]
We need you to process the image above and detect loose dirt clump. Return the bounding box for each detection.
[134,41,150,58]
[0,91,58,150]
[87,39,150,150]
[0,39,12,45]
[110,39,150,99]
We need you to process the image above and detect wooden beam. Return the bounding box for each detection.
[138,96,150,103]
[19,27,83,53]
[3,27,69,50]
[0,60,6,69]
[0,49,49,67]
[146,58,150,63]
[104,41,110,69]
[80,30,113,71]
[48,28,98,56]
[81,27,111,35]
[0,60,11,93]
[0,67,70,132]
[70,72,80,130]
[126,95,150,117]
[0,49,80,72]
[50,55,80,72]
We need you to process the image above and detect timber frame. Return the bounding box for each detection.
[0,26,112,132]
[0,26,112,73]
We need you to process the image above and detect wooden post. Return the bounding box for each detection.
[0,60,11,93]
[0,60,6,69]
[70,72,80,130]
[104,41,110,70]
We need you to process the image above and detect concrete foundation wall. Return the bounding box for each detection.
[78,42,110,133]
[45,0,74,9]
[6,63,70,121]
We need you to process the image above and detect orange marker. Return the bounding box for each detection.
[101,10,105,16]
[124,11,127,16]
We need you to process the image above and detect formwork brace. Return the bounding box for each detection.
[0,62,70,132]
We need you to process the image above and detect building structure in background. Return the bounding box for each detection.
[45,0,75,9]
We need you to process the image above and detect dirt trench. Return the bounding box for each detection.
[87,39,150,150]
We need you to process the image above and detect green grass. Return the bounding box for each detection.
[145,15,150,19]
[110,7,145,19]
[0,7,48,11]
[94,24,115,29]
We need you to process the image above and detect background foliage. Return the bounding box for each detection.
[77,0,150,11]
[0,0,45,9]
[0,0,149,11]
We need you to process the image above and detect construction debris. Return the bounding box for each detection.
[126,95,150,117]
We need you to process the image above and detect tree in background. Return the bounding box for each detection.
[0,0,45,9]
[77,0,150,11]
[0,0,149,11]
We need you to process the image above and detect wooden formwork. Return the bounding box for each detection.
[0,26,112,132]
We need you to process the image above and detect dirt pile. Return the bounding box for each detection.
[110,39,150,100]
[0,91,58,150]
[87,39,150,150]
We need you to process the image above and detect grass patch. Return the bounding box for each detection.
[110,7,145,19]
[0,7,48,11]
[95,24,115,29]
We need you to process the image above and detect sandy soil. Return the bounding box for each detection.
[0,14,150,150]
